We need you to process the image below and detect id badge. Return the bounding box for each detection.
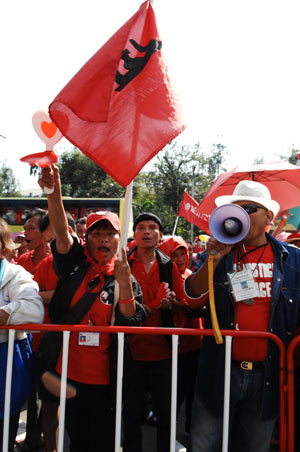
[227,269,259,302]
[78,332,100,346]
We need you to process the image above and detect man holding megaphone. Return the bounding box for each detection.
[185,180,300,452]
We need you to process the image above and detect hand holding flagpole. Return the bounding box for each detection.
[20,111,62,194]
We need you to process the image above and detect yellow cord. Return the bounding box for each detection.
[208,255,223,344]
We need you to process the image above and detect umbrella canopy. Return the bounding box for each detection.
[196,161,300,234]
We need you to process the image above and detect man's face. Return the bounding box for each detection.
[133,220,162,249]
[187,243,193,260]
[171,247,187,273]
[234,201,273,243]
[87,222,119,263]
[24,216,43,250]
[76,223,87,241]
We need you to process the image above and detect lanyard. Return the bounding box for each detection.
[236,241,268,272]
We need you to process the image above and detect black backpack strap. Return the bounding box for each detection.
[155,248,173,288]
[60,275,115,324]
[154,249,176,347]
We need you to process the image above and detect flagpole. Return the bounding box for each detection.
[112,181,133,452]
[120,181,133,250]
[112,180,133,326]
[172,216,179,235]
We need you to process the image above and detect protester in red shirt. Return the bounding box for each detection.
[17,209,50,452]
[123,213,185,452]
[185,180,299,452]
[17,209,50,274]
[38,165,145,452]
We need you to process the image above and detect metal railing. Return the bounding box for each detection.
[0,324,287,452]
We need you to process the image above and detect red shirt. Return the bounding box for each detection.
[16,250,36,274]
[128,250,185,361]
[33,254,58,350]
[232,242,274,361]
[55,264,113,384]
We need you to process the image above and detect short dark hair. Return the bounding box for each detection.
[76,217,87,225]
[24,208,47,224]
[39,212,76,234]
[133,212,163,232]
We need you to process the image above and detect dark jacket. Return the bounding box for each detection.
[185,233,300,420]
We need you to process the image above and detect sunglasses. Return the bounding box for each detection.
[239,204,267,214]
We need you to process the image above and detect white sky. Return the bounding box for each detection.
[1,0,300,189]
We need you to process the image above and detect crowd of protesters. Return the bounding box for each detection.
[1,168,300,452]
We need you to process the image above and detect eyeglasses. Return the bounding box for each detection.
[239,204,267,214]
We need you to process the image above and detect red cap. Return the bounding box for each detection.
[86,211,120,232]
[286,233,300,243]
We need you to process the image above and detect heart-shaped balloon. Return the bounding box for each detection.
[32,110,62,150]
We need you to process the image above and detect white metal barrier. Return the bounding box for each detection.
[0,325,285,452]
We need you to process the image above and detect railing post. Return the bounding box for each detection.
[222,335,232,452]
[115,332,124,452]
[2,329,15,452]
[170,334,179,451]
[57,330,70,452]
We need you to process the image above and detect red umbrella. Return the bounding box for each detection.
[196,161,300,234]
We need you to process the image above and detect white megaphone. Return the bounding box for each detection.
[209,204,250,244]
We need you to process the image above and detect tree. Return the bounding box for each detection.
[58,149,125,198]
[0,164,21,196]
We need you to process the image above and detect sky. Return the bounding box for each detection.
[1,0,300,190]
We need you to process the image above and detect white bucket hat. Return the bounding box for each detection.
[215,180,280,218]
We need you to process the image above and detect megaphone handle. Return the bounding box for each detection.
[208,255,223,344]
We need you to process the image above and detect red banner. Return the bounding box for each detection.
[49,1,186,187]
[178,191,211,234]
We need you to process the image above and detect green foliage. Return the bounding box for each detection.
[0,164,21,197]
[59,149,125,198]
[58,142,227,240]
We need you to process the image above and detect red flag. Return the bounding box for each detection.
[178,191,211,234]
[49,1,186,187]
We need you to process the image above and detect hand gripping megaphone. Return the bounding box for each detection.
[209,204,250,244]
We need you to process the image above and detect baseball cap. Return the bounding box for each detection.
[285,232,300,243]
[86,211,120,232]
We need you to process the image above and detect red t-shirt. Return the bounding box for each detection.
[33,254,58,350]
[16,250,36,274]
[128,251,185,361]
[232,242,274,361]
[55,264,113,385]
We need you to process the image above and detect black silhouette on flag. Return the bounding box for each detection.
[115,38,162,91]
